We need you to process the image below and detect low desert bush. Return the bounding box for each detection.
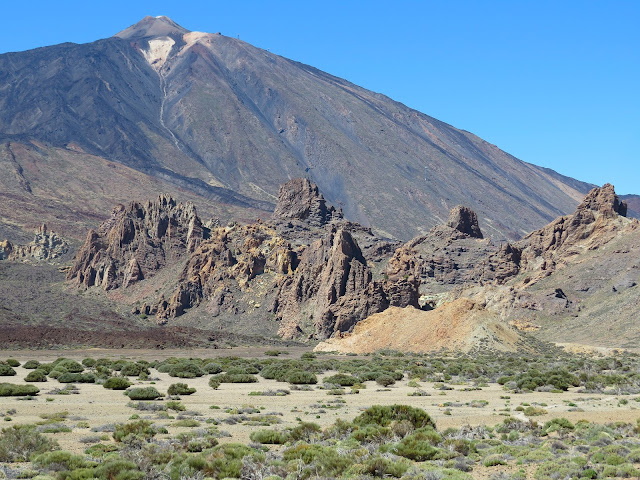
[353,405,436,430]
[211,373,258,384]
[52,359,84,373]
[25,369,48,382]
[125,387,163,400]
[113,420,158,442]
[0,383,39,396]
[103,377,132,390]
[204,362,223,374]
[120,362,149,377]
[249,429,289,444]
[324,373,359,386]
[57,372,96,383]
[22,360,40,369]
[168,383,196,396]
[0,424,59,461]
[286,370,318,385]
[5,359,20,367]
[0,364,16,376]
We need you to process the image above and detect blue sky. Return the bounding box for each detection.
[2,1,638,194]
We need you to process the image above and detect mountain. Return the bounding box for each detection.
[0,16,601,242]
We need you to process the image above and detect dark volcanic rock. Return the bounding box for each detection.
[273,178,342,226]
[447,206,483,238]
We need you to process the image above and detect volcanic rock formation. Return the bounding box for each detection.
[67,195,205,290]
[272,178,342,226]
[0,224,68,261]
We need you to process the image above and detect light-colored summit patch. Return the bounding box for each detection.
[178,31,216,55]
[142,36,175,71]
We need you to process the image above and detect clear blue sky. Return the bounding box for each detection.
[2,1,638,194]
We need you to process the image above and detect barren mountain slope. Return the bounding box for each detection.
[0,16,599,241]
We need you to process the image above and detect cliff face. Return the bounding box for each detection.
[273,226,389,339]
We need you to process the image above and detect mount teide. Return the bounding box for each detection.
[0,16,606,241]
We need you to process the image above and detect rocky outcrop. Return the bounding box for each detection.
[0,224,68,261]
[447,206,483,238]
[67,195,205,290]
[516,184,630,280]
[273,178,342,226]
[154,223,299,320]
[273,226,389,339]
[385,206,494,295]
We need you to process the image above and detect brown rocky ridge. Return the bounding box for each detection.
[62,180,640,351]
[68,179,416,340]
[314,183,640,353]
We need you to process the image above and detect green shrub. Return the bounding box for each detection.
[286,370,318,384]
[103,377,132,390]
[211,373,258,383]
[353,405,436,430]
[394,428,440,461]
[32,450,89,471]
[376,374,396,387]
[57,372,96,383]
[0,424,59,461]
[168,383,196,395]
[120,362,149,377]
[173,443,256,479]
[125,387,163,400]
[47,366,68,379]
[203,362,223,374]
[166,401,185,411]
[209,377,221,390]
[283,443,351,478]
[5,359,20,367]
[81,358,97,368]
[483,454,507,467]
[289,422,322,442]
[0,383,39,396]
[53,359,84,373]
[94,458,144,480]
[543,417,574,434]
[168,362,205,378]
[25,369,48,382]
[174,419,200,427]
[249,429,288,444]
[355,455,410,478]
[22,360,41,369]
[324,373,359,386]
[0,364,16,376]
[113,420,157,442]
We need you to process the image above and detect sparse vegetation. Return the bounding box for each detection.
[2,351,640,479]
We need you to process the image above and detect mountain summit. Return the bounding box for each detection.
[115,16,190,40]
[0,16,608,241]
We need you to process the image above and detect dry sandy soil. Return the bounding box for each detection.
[1,348,639,480]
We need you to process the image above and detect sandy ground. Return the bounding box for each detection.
[2,351,639,461]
